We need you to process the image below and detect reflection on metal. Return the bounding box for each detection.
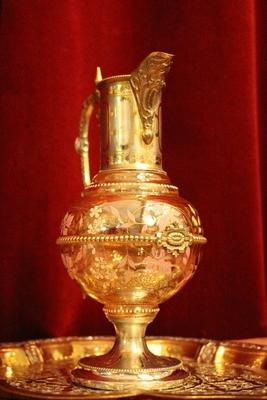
[0,336,267,398]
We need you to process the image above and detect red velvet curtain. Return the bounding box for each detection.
[0,0,266,342]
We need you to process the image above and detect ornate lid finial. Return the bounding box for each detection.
[95,67,103,85]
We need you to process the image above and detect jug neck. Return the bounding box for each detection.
[97,76,162,172]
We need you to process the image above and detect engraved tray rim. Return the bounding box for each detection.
[0,335,267,399]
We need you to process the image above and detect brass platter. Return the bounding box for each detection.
[0,336,267,399]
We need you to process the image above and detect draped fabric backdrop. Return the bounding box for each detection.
[0,0,266,342]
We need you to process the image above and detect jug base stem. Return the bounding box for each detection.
[71,305,189,391]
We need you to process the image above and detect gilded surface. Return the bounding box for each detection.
[130,52,173,145]
[99,79,162,170]
[1,337,267,398]
[75,91,99,187]
[57,190,206,387]
[58,52,207,390]
[58,201,205,304]
[76,52,175,178]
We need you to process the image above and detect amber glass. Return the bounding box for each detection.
[57,52,206,391]
[60,172,203,307]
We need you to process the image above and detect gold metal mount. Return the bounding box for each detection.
[58,52,208,391]
[57,231,207,256]
[70,307,188,391]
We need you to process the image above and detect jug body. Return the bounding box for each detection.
[58,51,206,309]
[60,178,204,306]
[57,52,207,390]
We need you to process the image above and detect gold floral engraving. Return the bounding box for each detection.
[3,337,266,397]
[57,203,206,256]
[108,85,132,97]
[6,364,267,397]
[130,52,173,145]
[57,52,207,390]
[57,202,206,304]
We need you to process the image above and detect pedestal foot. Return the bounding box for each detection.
[71,305,189,391]
[71,366,189,391]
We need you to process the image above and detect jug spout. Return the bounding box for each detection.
[130,52,174,145]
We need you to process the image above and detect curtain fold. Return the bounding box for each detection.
[0,0,266,341]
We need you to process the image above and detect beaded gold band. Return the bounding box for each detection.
[76,363,179,375]
[85,182,178,192]
[57,230,207,256]
[104,306,160,316]
[57,234,156,244]
[56,233,206,244]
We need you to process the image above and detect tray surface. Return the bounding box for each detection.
[0,336,267,399]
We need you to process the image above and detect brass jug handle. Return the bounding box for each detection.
[75,90,99,188]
